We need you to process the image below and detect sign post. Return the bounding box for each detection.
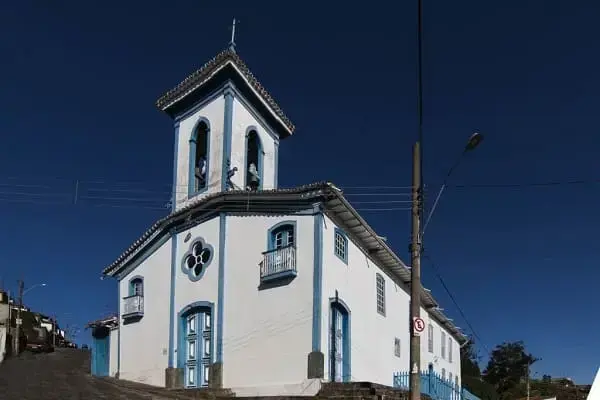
[412,317,425,336]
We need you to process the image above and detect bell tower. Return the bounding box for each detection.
[156,46,295,212]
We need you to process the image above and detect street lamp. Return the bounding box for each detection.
[409,133,483,400]
[14,281,47,355]
[421,132,484,238]
[23,283,47,296]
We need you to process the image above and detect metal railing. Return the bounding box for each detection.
[394,371,481,400]
[122,295,144,318]
[260,245,297,281]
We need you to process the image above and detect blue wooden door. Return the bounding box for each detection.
[330,306,345,382]
[184,310,211,388]
[92,336,110,377]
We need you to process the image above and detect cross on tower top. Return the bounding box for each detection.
[229,18,237,52]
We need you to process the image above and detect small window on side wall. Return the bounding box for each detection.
[441,330,447,359]
[394,338,401,357]
[334,228,348,264]
[427,323,434,353]
[376,273,386,316]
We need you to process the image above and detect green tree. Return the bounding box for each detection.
[482,341,538,397]
[460,339,499,400]
[461,339,481,379]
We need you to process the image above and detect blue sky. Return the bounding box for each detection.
[1,0,598,383]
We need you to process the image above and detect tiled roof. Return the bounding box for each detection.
[155,48,295,134]
[101,182,332,276]
[100,182,467,343]
[86,315,119,329]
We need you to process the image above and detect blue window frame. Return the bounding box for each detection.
[334,228,348,264]
[245,128,264,191]
[188,119,210,198]
[128,276,144,297]
[261,221,298,283]
[123,275,145,320]
[267,221,296,250]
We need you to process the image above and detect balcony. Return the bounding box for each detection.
[260,245,297,283]
[122,295,144,319]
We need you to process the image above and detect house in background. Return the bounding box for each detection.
[95,43,466,396]
[87,315,119,377]
[34,313,64,346]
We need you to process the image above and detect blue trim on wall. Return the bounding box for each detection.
[174,85,230,123]
[243,126,264,190]
[221,89,234,191]
[273,141,279,189]
[266,220,297,250]
[172,81,285,141]
[180,237,215,282]
[229,85,282,142]
[311,212,324,351]
[216,213,227,362]
[333,228,349,265]
[127,275,144,296]
[188,117,211,199]
[117,284,121,375]
[329,297,352,382]
[168,231,178,368]
[171,124,180,212]
[176,301,215,369]
[115,233,171,279]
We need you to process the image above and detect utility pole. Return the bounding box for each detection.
[14,280,24,355]
[409,141,422,400]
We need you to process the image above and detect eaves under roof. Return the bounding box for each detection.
[86,315,119,330]
[155,48,295,136]
[101,182,467,343]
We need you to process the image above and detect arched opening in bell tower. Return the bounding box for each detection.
[190,121,209,193]
[245,129,262,190]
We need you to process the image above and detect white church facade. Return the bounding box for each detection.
[96,45,465,396]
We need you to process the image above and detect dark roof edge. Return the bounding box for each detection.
[155,48,295,134]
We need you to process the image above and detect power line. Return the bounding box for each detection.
[421,251,491,358]
[0,194,413,213]
[4,174,600,191]
[452,178,600,189]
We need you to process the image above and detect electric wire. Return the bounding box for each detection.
[421,251,491,357]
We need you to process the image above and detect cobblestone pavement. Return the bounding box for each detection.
[0,348,179,400]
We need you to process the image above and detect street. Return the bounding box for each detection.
[0,349,189,400]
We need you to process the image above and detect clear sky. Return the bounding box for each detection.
[1,0,598,384]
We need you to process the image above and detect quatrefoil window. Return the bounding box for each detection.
[181,238,214,281]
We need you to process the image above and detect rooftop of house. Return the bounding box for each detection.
[101,181,468,343]
[86,315,119,330]
[155,47,295,137]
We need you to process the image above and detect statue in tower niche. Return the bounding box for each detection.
[247,162,260,191]
[195,157,207,189]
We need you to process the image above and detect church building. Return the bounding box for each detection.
[95,41,465,396]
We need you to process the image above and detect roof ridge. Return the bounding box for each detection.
[155,48,295,133]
